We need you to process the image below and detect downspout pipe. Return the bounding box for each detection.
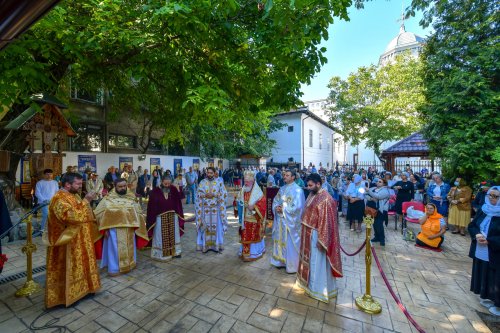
[302,114,310,170]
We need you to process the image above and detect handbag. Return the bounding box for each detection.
[365,206,378,218]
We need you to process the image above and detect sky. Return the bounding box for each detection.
[300,1,432,102]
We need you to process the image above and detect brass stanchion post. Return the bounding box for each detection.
[355,215,382,314]
[16,215,42,297]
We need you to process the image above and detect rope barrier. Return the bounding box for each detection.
[340,241,366,256]
[371,246,426,333]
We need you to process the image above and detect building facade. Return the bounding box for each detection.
[268,107,336,170]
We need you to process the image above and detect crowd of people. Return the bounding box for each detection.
[16,161,499,316]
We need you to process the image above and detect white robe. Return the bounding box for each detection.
[195,178,228,252]
[296,229,338,302]
[101,228,137,275]
[270,182,305,273]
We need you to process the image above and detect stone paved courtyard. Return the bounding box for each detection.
[0,195,496,333]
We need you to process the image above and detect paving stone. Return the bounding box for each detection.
[227,293,245,306]
[95,311,129,331]
[207,298,239,316]
[276,298,308,316]
[216,284,238,301]
[75,298,102,314]
[115,322,141,333]
[234,287,264,302]
[164,300,197,325]
[174,314,199,330]
[75,321,105,333]
[391,320,413,333]
[0,316,27,333]
[117,304,150,323]
[281,311,305,333]
[232,299,259,322]
[362,322,386,333]
[246,312,284,333]
[150,320,175,333]
[304,307,325,332]
[94,291,122,307]
[67,307,110,331]
[190,304,223,324]
[230,320,267,333]
[209,315,236,333]
[189,320,213,333]
[324,312,363,332]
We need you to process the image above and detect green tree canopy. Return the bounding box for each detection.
[326,53,425,158]
[408,0,500,182]
[0,0,356,165]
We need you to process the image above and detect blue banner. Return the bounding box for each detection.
[150,158,161,174]
[119,156,133,173]
[78,155,97,174]
[193,158,200,171]
[173,159,182,177]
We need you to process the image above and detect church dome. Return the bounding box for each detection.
[384,25,425,53]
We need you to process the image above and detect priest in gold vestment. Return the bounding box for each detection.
[94,179,149,276]
[46,173,101,308]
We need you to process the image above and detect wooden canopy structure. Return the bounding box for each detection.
[381,132,436,174]
[5,93,75,180]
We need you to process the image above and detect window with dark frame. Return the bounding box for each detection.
[71,124,104,152]
[108,134,137,148]
[309,129,313,148]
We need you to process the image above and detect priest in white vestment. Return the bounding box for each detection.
[271,169,305,273]
[195,167,228,253]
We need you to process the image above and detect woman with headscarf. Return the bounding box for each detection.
[346,174,366,232]
[391,172,414,224]
[416,203,446,249]
[448,177,472,236]
[468,186,500,316]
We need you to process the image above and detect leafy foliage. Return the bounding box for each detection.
[408,0,500,182]
[0,0,354,160]
[326,53,425,158]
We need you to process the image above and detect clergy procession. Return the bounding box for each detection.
[39,165,346,311]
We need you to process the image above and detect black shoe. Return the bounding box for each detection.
[174,255,181,259]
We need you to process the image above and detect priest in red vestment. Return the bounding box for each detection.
[297,173,342,303]
[146,175,185,261]
[236,171,267,261]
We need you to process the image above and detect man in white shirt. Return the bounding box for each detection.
[35,169,59,231]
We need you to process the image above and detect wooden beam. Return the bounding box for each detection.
[0,0,61,51]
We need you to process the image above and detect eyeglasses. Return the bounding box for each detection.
[488,194,500,199]
[377,181,383,183]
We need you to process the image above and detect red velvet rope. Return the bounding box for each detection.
[340,241,366,256]
[371,246,426,333]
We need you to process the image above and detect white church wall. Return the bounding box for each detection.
[302,115,334,169]
[268,114,302,165]
[15,152,229,182]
